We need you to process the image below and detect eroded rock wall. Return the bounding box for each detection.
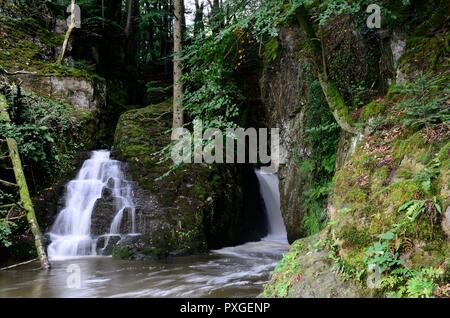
[112,99,268,259]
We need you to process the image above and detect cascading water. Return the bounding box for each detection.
[255,169,288,243]
[0,165,290,297]
[47,150,136,260]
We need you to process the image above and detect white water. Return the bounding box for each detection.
[0,165,291,297]
[47,150,136,260]
[255,169,288,243]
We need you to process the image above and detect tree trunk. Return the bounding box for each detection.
[124,0,138,67]
[210,0,221,33]
[295,5,359,134]
[194,0,204,36]
[172,0,183,139]
[58,0,77,64]
[147,1,157,62]
[104,0,121,24]
[161,0,170,74]
[0,94,50,270]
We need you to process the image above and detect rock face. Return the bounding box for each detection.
[262,2,449,298]
[262,232,367,298]
[260,26,307,242]
[16,74,106,110]
[259,17,384,242]
[42,76,102,110]
[112,99,268,259]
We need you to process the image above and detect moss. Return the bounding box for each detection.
[360,100,387,121]
[319,75,356,133]
[332,164,369,211]
[142,247,169,259]
[392,132,426,161]
[399,36,449,75]
[370,167,390,192]
[112,245,132,260]
[341,249,366,274]
[264,37,280,63]
[338,224,372,248]
[0,16,103,82]
[261,239,305,297]
[386,180,424,206]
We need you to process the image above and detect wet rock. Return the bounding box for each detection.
[96,235,121,255]
[119,207,134,233]
[101,187,113,201]
[90,198,116,236]
[113,99,269,259]
[118,234,141,246]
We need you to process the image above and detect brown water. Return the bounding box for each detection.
[0,240,288,298]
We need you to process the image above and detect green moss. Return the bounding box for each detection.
[261,240,304,297]
[338,224,372,248]
[370,167,390,192]
[341,249,366,275]
[112,245,132,260]
[264,37,280,63]
[332,164,369,212]
[385,180,424,206]
[392,132,426,161]
[0,16,103,82]
[143,247,169,259]
[360,100,387,121]
[319,76,356,132]
[399,36,449,75]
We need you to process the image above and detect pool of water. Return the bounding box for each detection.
[0,240,288,298]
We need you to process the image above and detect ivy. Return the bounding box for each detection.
[0,89,84,182]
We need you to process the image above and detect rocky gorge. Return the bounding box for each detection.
[0,0,448,299]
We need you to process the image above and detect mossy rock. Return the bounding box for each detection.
[112,245,133,260]
[360,100,387,121]
[261,231,366,298]
[113,99,266,257]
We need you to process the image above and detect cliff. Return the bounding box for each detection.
[262,0,449,298]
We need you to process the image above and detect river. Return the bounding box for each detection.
[1,152,289,298]
[0,239,288,298]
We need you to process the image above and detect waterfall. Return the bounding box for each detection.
[47,150,136,259]
[255,169,288,243]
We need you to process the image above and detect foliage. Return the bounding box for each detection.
[0,86,86,249]
[299,77,340,236]
[404,267,444,298]
[183,34,243,130]
[0,88,84,187]
[394,72,450,129]
[0,209,15,248]
[383,267,444,298]
[0,174,17,248]
[261,240,304,297]
[364,231,402,274]
[0,93,82,177]
[362,194,444,297]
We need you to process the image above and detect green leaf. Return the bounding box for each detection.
[398,200,415,212]
[379,231,395,241]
